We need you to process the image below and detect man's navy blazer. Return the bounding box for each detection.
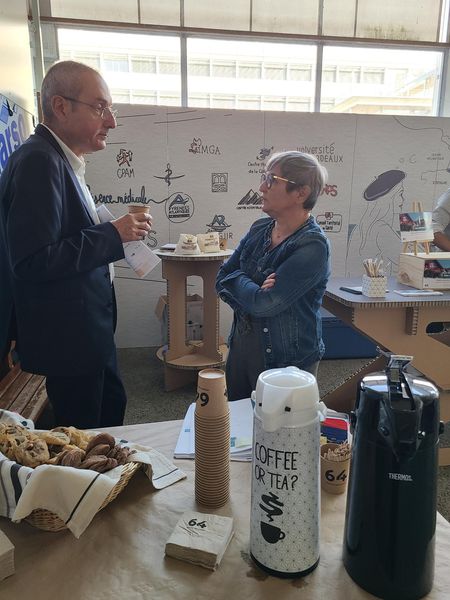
[0,124,125,376]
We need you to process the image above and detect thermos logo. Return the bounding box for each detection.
[388,472,413,482]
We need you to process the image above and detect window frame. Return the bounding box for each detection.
[40,16,450,117]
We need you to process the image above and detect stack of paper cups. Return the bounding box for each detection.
[195,368,230,508]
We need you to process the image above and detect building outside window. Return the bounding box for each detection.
[55,27,445,117]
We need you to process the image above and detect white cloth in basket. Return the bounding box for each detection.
[0,410,186,537]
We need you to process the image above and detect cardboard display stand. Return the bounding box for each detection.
[155,250,232,391]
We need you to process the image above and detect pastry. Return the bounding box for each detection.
[14,438,50,468]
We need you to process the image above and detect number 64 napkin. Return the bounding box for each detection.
[165,511,234,570]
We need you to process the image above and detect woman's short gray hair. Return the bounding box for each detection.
[266,151,328,210]
[41,60,100,122]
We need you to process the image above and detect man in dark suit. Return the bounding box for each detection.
[0,61,152,428]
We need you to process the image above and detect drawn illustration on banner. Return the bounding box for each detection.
[212,172,228,192]
[188,137,221,155]
[237,189,263,209]
[83,105,450,348]
[206,214,233,243]
[394,117,450,183]
[346,169,407,275]
[249,146,273,174]
[116,148,134,178]
[154,163,185,186]
[165,192,194,222]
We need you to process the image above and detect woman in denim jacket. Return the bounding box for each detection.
[216,151,330,401]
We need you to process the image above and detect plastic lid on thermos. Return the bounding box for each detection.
[252,366,326,432]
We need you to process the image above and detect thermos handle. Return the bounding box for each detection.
[382,360,423,461]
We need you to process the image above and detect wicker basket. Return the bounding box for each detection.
[25,461,141,532]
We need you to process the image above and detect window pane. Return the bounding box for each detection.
[104,55,129,72]
[323,0,442,41]
[289,66,312,81]
[131,92,157,104]
[362,69,384,85]
[112,90,130,103]
[321,46,442,116]
[356,0,441,42]
[73,53,100,70]
[322,0,357,37]
[159,59,180,74]
[57,29,181,107]
[184,0,250,29]
[237,96,261,110]
[131,58,156,73]
[253,0,319,35]
[189,94,211,108]
[211,95,235,108]
[140,0,181,26]
[338,68,360,84]
[211,61,236,78]
[287,98,311,112]
[50,0,138,21]
[238,63,262,79]
[264,65,286,80]
[323,67,336,83]
[159,94,181,106]
[187,38,316,112]
[263,97,286,111]
[188,60,210,76]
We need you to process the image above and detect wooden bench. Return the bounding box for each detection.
[0,363,48,423]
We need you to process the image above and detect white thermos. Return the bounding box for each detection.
[250,366,326,577]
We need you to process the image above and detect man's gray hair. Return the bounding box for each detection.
[41,60,100,122]
[266,151,328,210]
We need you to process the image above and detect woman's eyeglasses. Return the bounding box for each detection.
[260,172,298,189]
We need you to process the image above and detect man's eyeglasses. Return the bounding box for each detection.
[61,96,118,120]
[260,172,298,189]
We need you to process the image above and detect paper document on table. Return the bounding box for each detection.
[174,398,253,462]
[394,289,443,296]
[96,204,160,278]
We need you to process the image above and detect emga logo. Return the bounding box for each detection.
[207,214,233,243]
[237,189,263,209]
[165,192,194,223]
[212,173,228,192]
[116,148,134,178]
[188,137,221,155]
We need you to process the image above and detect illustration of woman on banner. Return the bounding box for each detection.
[346,169,406,276]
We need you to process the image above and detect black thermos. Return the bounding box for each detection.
[343,357,444,600]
